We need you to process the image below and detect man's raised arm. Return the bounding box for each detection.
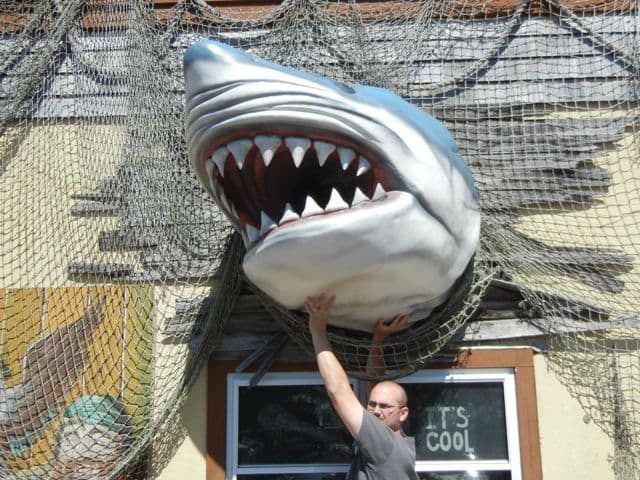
[365,314,410,395]
[305,293,364,439]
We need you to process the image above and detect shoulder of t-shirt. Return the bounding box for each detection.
[357,410,397,447]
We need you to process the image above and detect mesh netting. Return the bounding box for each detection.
[1,0,639,478]
[252,253,490,380]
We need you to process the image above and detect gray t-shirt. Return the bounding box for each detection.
[346,409,419,480]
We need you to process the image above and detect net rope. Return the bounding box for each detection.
[0,0,639,478]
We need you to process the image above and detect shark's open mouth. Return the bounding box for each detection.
[204,131,400,247]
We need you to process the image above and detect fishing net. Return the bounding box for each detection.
[0,0,639,478]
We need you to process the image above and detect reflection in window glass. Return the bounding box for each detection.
[418,473,510,480]
[404,383,508,461]
[238,384,353,465]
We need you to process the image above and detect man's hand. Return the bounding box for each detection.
[366,313,410,388]
[373,313,410,343]
[305,293,336,335]
[305,293,364,439]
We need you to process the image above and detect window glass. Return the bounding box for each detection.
[237,384,353,465]
[404,382,508,461]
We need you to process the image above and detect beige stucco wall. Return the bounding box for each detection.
[0,123,134,288]
[513,110,640,315]
[534,352,615,479]
[156,365,208,480]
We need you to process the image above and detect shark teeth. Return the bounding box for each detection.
[352,187,368,206]
[325,188,349,213]
[230,202,240,219]
[301,196,324,218]
[337,147,356,170]
[314,141,335,166]
[209,147,228,177]
[227,139,253,169]
[259,211,276,235]
[372,183,386,201]
[239,185,388,245]
[286,137,311,167]
[255,135,281,166]
[357,156,370,176]
[279,203,300,225]
[205,159,218,193]
[246,223,260,244]
[209,136,371,173]
[218,191,231,213]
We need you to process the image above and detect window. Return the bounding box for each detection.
[210,349,541,480]
[226,373,358,479]
[401,369,522,479]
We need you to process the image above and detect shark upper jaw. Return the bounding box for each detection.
[184,40,481,331]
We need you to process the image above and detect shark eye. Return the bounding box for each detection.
[333,80,355,94]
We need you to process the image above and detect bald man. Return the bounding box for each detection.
[305,293,419,480]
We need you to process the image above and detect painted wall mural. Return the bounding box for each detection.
[0,286,152,479]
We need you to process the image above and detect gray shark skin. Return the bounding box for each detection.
[184,40,480,332]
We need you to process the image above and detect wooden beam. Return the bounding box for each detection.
[150,0,634,17]
[1,1,635,33]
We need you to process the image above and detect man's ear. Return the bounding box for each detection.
[400,406,409,422]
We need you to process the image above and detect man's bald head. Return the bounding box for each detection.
[371,380,407,406]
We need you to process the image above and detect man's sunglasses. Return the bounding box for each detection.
[367,400,405,410]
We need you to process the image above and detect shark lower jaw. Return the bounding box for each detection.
[242,190,475,332]
[199,127,401,248]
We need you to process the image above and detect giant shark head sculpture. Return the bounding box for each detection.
[184,40,480,332]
